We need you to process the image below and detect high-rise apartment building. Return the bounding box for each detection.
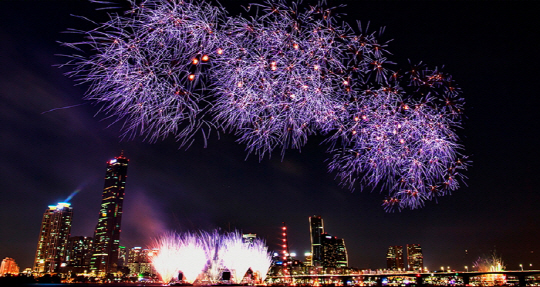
[0,257,20,275]
[33,202,73,273]
[406,244,424,271]
[386,246,404,270]
[65,236,93,273]
[309,215,324,266]
[90,152,129,275]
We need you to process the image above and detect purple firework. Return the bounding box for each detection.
[63,0,227,144]
[328,62,467,211]
[210,0,352,158]
[62,0,468,211]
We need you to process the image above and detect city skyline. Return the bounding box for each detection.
[1,0,540,273]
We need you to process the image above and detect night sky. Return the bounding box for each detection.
[1,0,540,272]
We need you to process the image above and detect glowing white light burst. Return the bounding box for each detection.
[151,230,272,284]
[150,233,182,283]
[219,231,256,284]
[176,233,208,283]
[64,0,468,211]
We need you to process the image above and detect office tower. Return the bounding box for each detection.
[321,233,348,268]
[65,236,93,273]
[309,215,324,266]
[334,238,348,268]
[0,257,20,275]
[33,202,73,273]
[386,246,404,270]
[407,244,424,271]
[90,152,129,275]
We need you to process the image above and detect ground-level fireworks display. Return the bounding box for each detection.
[150,231,272,284]
[63,0,468,211]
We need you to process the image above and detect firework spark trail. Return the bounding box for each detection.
[64,0,468,211]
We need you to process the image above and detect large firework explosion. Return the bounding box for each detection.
[63,0,468,211]
[150,230,272,284]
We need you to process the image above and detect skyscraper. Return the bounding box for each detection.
[309,215,324,266]
[386,246,404,270]
[321,234,348,268]
[407,244,424,271]
[90,152,129,275]
[33,202,73,273]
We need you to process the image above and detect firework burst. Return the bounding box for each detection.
[210,0,351,158]
[328,62,467,211]
[64,0,468,211]
[63,0,227,144]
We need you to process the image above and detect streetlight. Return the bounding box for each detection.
[447,266,451,272]
[520,264,523,271]
[465,266,468,272]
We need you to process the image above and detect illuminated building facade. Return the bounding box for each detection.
[406,244,424,271]
[0,257,20,275]
[321,233,348,268]
[65,236,93,273]
[386,246,404,270]
[125,247,157,276]
[33,202,73,273]
[309,215,324,266]
[118,246,127,269]
[90,152,129,274]
[304,252,312,267]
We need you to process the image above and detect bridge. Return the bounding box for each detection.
[267,270,540,286]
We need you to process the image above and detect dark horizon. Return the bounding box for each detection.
[1,0,540,272]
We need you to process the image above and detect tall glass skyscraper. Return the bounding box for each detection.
[90,152,129,275]
[309,215,324,266]
[33,202,73,273]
